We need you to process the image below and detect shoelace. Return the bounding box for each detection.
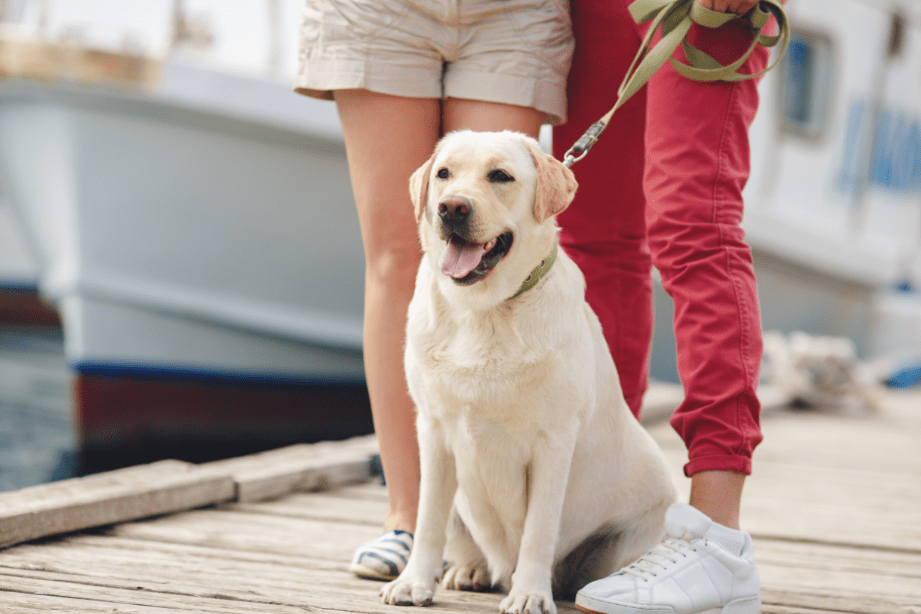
[622,535,705,580]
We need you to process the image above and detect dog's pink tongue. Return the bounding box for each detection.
[440,236,487,279]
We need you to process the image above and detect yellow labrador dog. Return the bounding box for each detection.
[381,131,676,614]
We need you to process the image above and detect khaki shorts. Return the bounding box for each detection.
[293,0,573,125]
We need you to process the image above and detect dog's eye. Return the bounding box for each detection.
[436,168,450,179]
[488,169,514,183]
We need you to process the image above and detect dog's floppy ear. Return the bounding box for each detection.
[409,152,437,223]
[525,138,578,224]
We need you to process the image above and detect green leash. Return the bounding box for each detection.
[562,0,789,168]
[507,1,788,301]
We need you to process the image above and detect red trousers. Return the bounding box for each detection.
[553,0,771,476]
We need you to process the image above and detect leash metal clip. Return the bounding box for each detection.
[563,120,607,168]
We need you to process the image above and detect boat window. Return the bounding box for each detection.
[779,30,834,139]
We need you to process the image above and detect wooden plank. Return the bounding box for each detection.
[227,485,390,526]
[0,436,379,552]
[199,436,379,502]
[5,532,916,602]
[0,548,582,614]
[755,540,921,614]
[0,572,330,613]
[0,552,397,609]
[739,462,920,552]
[102,507,382,561]
[647,400,921,552]
[0,533,347,579]
[646,388,921,471]
[754,538,921,576]
[6,508,914,614]
[1,533,914,614]
[0,593,182,614]
[0,387,914,613]
[746,412,921,474]
[0,460,235,550]
[762,588,920,614]
[77,526,921,614]
[761,607,854,614]
[327,480,391,501]
[0,565,582,614]
[0,533,363,606]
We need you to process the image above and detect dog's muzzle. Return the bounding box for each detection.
[435,195,513,285]
[437,195,473,236]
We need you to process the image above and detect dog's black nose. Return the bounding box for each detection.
[438,196,473,223]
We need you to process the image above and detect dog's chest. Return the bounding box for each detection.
[414,312,554,407]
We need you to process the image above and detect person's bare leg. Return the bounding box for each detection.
[335,93,543,536]
[443,98,544,136]
[334,89,441,534]
[689,470,746,529]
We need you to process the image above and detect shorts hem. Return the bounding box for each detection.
[445,70,567,126]
[293,62,568,126]
[293,59,443,101]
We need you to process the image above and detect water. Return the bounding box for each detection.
[0,326,375,490]
[0,328,78,492]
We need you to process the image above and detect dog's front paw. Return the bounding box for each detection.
[443,562,492,592]
[380,575,438,607]
[499,591,556,614]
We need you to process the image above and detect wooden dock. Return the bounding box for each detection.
[0,387,918,614]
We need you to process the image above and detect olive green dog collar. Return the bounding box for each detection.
[506,243,559,301]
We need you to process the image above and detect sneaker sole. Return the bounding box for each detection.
[575,595,761,614]
[349,562,398,582]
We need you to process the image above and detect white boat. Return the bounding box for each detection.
[0,0,375,457]
[650,0,921,381]
[0,179,56,325]
[749,0,921,346]
[0,0,919,458]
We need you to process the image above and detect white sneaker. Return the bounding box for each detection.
[575,503,761,614]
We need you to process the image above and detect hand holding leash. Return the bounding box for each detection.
[562,0,789,168]
[696,0,760,15]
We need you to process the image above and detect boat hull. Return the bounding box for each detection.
[0,72,371,455]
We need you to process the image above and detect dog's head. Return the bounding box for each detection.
[410,130,577,306]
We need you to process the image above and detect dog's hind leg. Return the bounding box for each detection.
[553,513,667,600]
[606,508,670,574]
[562,509,669,597]
[443,507,493,592]
[552,530,619,600]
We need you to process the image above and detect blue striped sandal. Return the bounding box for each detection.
[349,530,413,581]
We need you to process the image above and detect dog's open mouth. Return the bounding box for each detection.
[439,232,513,285]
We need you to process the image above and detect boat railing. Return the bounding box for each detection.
[2,0,293,82]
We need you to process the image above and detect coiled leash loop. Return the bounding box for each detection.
[562,0,789,168]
